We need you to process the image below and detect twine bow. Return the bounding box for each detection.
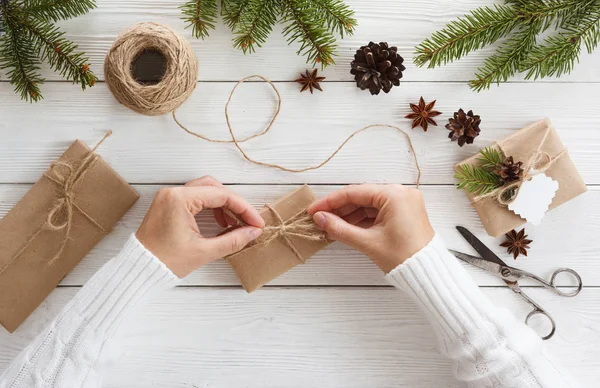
[0,132,112,277]
[472,126,567,206]
[225,205,328,263]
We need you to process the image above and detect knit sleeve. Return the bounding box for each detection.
[385,235,579,388]
[0,234,179,388]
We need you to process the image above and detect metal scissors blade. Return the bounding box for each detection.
[448,250,507,279]
[455,226,507,267]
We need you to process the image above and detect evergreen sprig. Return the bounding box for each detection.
[180,0,357,67]
[415,0,600,91]
[455,147,505,195]
[455,164,502,196]
[0,0,97,102]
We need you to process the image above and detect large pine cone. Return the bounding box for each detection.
[446,109,481,146]
[350,42,405,95]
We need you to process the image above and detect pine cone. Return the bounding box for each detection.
[494,156,524,183]
[446,109,481,146]
[350,42,405,95]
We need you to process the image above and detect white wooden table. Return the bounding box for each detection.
[1,1,599,386]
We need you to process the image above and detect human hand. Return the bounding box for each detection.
[136,176,264,278]
[307,184,434,273]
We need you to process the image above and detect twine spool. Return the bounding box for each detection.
[104,22,198,116]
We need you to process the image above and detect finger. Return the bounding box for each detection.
[224,213,238,226]
[355,218,375,229]
[343,207,378,225]
[312,211,374,251]
[180,186,265,228]
[213,208,228,228]
[200,226,263,260]
[332,203,359,218]
[308,185,388,214]
[185,176,223,188]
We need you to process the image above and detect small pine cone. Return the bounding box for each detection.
[446,109,481,146]
[494,156,524,183]
[350,42,405,95]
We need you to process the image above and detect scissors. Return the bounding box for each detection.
[449,226,582,340]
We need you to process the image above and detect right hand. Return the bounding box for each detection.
[307,184,435,273]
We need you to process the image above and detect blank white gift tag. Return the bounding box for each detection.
[508,174,559,225]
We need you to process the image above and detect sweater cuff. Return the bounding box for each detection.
[385,234,501,342]
[65,234,180,336]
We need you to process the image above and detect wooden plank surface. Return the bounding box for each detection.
[0,82,599,184]
[1,0,599,83]
[0,184,594,287]
[1,0,599,386]
[1,287,598,387]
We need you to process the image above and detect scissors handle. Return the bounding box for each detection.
[513,286,557,340]
[511,267,582,297]
[525,308,556,341]
[549,268,582,297]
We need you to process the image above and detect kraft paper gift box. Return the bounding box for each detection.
[226,185,330,293]
[0,138,139,333]
[457,118,586,237]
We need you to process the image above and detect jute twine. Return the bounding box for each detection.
[173,75,422,185]
[104,22,198,116]
[0,132,112,277]
[471,126,567,206]
[224,205,328,263]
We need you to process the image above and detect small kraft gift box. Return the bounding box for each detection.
[457,118,587,237]
[226,185,330,293]
[0,135,139,333]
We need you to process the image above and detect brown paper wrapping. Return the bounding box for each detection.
[226,185,329,293]
[0,139,139,333]
[459,118,586,237]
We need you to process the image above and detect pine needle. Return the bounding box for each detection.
[455,164,503,196]
[180,0,219,39]
[477,146,504,170]
[415,0,600,90]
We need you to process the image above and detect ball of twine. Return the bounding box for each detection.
[104,22,198,116]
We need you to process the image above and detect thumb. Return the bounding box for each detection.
[313,211,371,251]
[201,226,263,260]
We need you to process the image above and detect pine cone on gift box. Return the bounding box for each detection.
[350,42,405,95]
[495,156,524,184]
[446,109,481,146]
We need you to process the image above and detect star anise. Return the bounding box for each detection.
[404,97,442,131]
[500,228,533,260]
[295,69,325,94]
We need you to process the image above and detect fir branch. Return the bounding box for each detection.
[455,164,503,196]
[522,5,600,79]
[469,20,542,91]
[312,0,356,38]
[0,1,43,101]
[221,0,252,29]
[230,0,278,53]
[180,0,219,39]
[477,146,504,170]
[18,16,97,89]
[279,0,337,67]
[414,5,520,68]
[21,0,96,22]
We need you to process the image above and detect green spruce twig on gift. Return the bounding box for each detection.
[414,0,600,91]
[0,0,98,102]
[180,0,357,67]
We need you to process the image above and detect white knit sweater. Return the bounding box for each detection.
[0,234,578,388]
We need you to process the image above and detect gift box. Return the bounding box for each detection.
[458,118,586,237]
[226,185,330,293]
[0,137,139,333]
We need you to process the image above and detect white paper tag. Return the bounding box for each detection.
[508,174,559,225]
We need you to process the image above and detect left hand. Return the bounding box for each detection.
[136,176,264,278]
